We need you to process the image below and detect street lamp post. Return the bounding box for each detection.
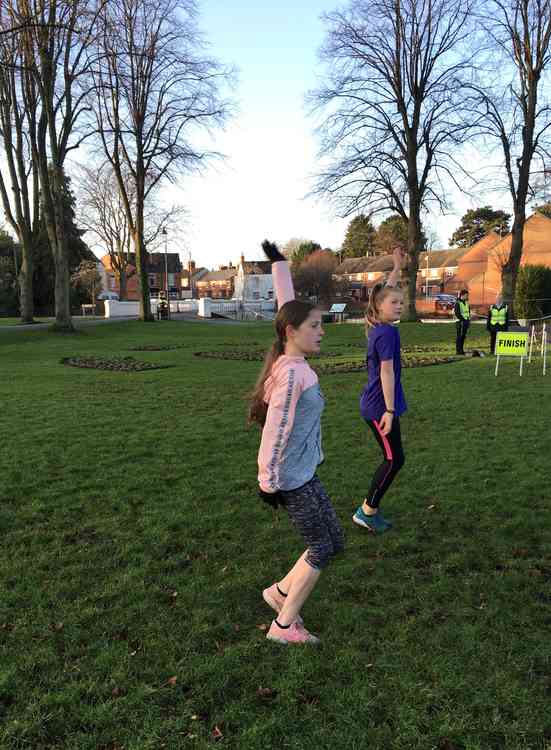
[162,227,170,320]
[426,248,430,301]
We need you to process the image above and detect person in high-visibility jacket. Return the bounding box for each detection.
[486,295,509,354]
[454,289,471,355]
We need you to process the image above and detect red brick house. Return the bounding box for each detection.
[100,252,185,299]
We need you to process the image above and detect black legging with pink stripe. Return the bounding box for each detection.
[365,417,405,508]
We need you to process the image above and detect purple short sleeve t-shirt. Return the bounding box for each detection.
[360,323,407,421]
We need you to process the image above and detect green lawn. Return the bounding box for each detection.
[1,320,550,750]
[0,317,55,326]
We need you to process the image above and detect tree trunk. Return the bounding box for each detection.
[119,267,128,301]
[402,197,422,321]
[501,210,526,318]
[18,237,34,323]
[133,224,152,322]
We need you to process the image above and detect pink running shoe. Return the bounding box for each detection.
[266,620,320,645]
[262,584,304,627]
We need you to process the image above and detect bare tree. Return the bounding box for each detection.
[467,0,551,311]
[90,0,232,321]
[0,5,40,323]
[309,0,474,320]
[73,161,186,299]
[13,0,105,331]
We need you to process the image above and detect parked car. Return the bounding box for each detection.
[434,293,456,312]
[98,292,119,301]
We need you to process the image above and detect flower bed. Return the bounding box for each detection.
[61,356,171,372]
[193,350,457,373]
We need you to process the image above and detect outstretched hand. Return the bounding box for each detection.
[392,246,407,270]
[258,488,286,509]
[262,239,286,263]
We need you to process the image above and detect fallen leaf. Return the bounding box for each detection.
[211,725,223,741]
[257,686,277,700]
[49,622,64,632]
[233,623,240,632]
[256,623,268,632]
[167,676,177,686]
[427,504,436,510]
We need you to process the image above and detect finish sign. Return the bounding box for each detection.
[495,332,529,357]
[495,330,529,376]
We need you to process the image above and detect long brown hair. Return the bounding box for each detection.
[248,299,316,426]
[365,283,402,330]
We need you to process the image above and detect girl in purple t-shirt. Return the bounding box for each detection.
[353,248,407,534]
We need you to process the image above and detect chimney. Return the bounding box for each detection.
[240,253,245,266]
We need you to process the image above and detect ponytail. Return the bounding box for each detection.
[247,298,316,427]
[247,337,285,426]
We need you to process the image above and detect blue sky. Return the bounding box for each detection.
[159,0,508,267]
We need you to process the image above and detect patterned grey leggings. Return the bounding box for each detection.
[281,475,345,570]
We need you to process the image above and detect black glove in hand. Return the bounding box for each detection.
[258,488,286,509]
[261,239,286,263]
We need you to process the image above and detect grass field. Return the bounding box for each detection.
[1,319,550,750]
[0,317,55,326]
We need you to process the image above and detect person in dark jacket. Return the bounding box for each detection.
[454,289,471,355]
[486,295,509,354]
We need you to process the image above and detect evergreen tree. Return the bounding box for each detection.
[515,264,551,319]
[341,215,377,258]
[449,207,510,248]
[33,173,95,311]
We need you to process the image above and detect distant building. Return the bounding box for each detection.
[100,252,185,300]
[444,212,551,306]
[196,254,275,300]
[233,255,273,301]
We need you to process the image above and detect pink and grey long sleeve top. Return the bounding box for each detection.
[257,262,325,493]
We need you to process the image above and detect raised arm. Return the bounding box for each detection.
[386,246,407,288]
[262,239,295,306]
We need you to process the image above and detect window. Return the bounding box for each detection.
[253,291,260,300]
[148,274,156,287]
[267,290,273,299]
[168,273,175,286]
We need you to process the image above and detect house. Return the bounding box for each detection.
[416,248,468,296]
[196,254,275,300]
[444,213,551,306]
[233,254,273,301]
[100,252,185,300]
[334,255,393,300]
[195,263,238,299]
[179,261,208,298]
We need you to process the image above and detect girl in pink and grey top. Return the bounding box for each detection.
[248,241,344,646]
